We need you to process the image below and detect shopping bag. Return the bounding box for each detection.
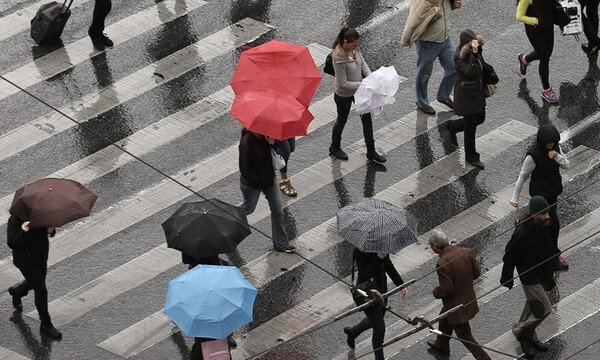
[560,0,583,35]
[201,339,231,360]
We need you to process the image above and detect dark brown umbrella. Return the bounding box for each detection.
[9,178,98,228]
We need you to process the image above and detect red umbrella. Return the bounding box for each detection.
[230,40,322,107]
[9,178,98,228]
[230,89,314,140]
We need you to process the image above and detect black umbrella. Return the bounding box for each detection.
[162,199,251,259]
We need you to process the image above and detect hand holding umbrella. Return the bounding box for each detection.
[354,66,400,116]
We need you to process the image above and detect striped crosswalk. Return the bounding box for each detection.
[1,1,600,359]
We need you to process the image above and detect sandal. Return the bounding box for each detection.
[279,179,297,197]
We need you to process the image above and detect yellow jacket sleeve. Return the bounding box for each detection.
[516,0,539,26]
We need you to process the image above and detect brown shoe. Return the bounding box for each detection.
[418,105,436,115]
[427,340,450,354]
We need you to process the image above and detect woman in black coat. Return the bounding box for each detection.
[342,248,407,360]
[446,29,495,170]
[7,215,62,339]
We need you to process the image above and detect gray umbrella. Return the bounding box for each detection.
[337,198,418,253]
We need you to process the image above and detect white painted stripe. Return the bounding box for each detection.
[0,17,273,162]
[338,146,599,359]
[21,78,376,326]
[0,43,331,226]
[218,120,539,359]
[0,346,29,360]
[0,0,94,42]
[0,0,208,101]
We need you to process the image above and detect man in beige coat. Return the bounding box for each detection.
[427,229,491,360]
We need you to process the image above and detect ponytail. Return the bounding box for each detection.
[332,27,360,49]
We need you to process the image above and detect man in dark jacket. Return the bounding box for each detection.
[238,128,294,253]
[89,0,113,51]
[501,196,559,358]
[7,215,62,340]
[426,229,491,360]
[511,124,570,270]
[445,29,497,170]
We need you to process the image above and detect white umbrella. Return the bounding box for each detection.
[354,66,400,116]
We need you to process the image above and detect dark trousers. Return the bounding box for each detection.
[582,0,600,46]
[331,94,374,149]
[446,110,485,162]
[544,195,561,253]
[89,0,112,37]
[350,299,386,360]
[277,138,295,174]
[525,27,554,90]
[435,315,491,360]
[11,261,51,324]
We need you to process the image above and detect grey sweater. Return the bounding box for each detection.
[331,44,371,97]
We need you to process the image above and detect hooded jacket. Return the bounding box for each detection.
[527,124,563,198]
[331,44,371,97]
[453,29,487,116]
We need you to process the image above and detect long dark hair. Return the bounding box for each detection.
[332,27,360,49]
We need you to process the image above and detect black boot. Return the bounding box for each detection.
[366,145,386,163]
[343,327,356,349]
[517,329,535,358]
[329,145,348,160]
[8,286,24,311]
[40,322,62,340]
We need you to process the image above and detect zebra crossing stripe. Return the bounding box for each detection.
[0,0,208,101]
[0,43,331,225]
[0,17,273,163]
[0,0,95,42]
[0,346,30,360]
[185,120,536,359]
[340,145,599,359]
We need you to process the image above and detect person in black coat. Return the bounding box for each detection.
[446,29,496,170]
[238,128,294,253]
[342,248,407,360]
[500,196,560,357]
[89,0,113,51]
[7,215,62,340]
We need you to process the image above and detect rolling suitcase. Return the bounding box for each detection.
[30,0,73,44]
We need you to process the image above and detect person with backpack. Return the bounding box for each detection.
[516,0,559,103]
[6,215,62,340]
[329,27,386,164]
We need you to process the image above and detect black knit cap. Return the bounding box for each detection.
[529,195,549,215]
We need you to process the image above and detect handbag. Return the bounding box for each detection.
[323,53,335,76]
[270,148,286,171]
[554,1,571,28]
[201,339,231,360]
[482,61,498,98]
[484,84,497,98]
[350,257,377,304]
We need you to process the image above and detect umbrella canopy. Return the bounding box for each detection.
[337,198,418,254]
[164,265,258,339]
[229,89,314,140]
[230,39,322,107]
[9,178,97,228]
[354,66,400,116]
[162,199,251,259]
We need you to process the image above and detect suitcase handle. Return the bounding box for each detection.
[61,0,74,10]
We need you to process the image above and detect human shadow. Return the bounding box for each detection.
[9,311,54,360]
[363,161,386,198]
[557,58,600,127]
[517,78,552,127]
[229,0,272,24]
[332,160,352,208]
[170,331,191,359]
[345,0,380,28]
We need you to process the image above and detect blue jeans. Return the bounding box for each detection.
[415,37,456,108]
[277,138,295,174]
[239,178,289,249]
[331,94,374,148]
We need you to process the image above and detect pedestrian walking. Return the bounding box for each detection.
[402,0,462,115]
[277,138,297,197]
[89,0,113,51]
[343,248,407,360]
[445,29,495,170]
[516,0,559,103]
[426,229,491,360]
[581,0,600,56]
[500,196,560,358]
[238,128,295,253]
[329,27,386,163]
[510,124,570,270]
[6,215,62,340]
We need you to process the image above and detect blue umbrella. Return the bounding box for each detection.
[164,265,258,339]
